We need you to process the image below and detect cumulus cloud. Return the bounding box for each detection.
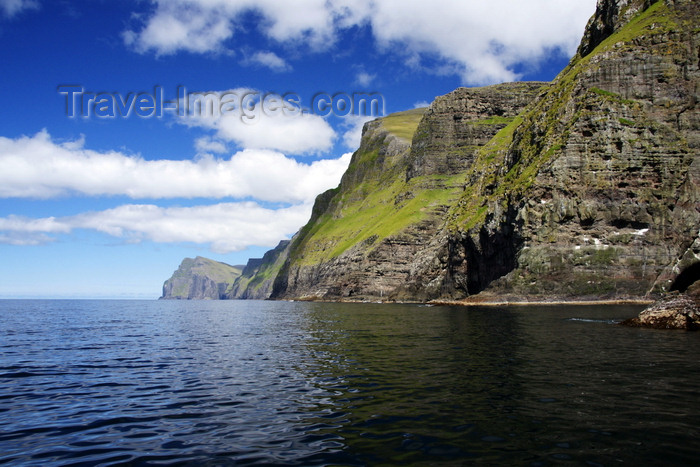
[341,115,375,149]
[0,130,350,201]
[368,0,596,84]
[122,1,234,55]
[183,110,336,155]
[355,71,376,87]
[194,136,227,154]
[124,0,336,55]
[0,202,312,253]
[123,0,596,84]
[0,0,38,18]
[178,88,336,154]
[247,51,291,72]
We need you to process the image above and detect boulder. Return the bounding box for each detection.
[621,293,700,330]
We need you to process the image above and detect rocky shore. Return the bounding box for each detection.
[621,292,700,330]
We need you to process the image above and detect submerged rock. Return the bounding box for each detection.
[621,293,700,330]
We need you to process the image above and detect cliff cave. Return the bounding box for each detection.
[670,262,700,293]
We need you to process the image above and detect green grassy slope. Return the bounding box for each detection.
[285,108,472,266]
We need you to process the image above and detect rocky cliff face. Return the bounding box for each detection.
[225,240,290,299]
[161,257,242,300]
[407,83,548,180]
[441,0,699,300]
[272,109,430,300]
[271,86,546,301]
[267,0,699,302]
[161,242,291,300]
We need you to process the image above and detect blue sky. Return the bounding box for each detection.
[0,0,596,298]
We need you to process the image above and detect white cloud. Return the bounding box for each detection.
[179,88,336,154]
[124,0,336,55]
[0,232,54,246]
[124,0,596,84]
[255,0,335,49]
[0,202,313,253]
[413,101,431,109]
[0,130,350,202]
[0,0,38,18]
[366,0,596,84]
[355,71,376,87]
[0,215,69,235]
[0,129,353,252]
[207,113,335,155]
[248,51,291,72]
[122,1,234,55]
[194,136,227,154]
[341,115,375,149]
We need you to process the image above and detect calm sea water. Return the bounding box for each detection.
[1,300,698,466]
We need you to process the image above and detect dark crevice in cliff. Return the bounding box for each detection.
[447,204,524,296]
[670,262,700,292]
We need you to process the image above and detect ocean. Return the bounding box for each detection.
[1,299,698,465]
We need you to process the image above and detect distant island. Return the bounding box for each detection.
[162,0,699,321]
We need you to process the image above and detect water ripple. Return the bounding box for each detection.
[0,300,698,465]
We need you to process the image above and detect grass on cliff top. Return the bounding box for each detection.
[473,116,517,126]
[292,173,464,265]
[167,257,242,297]
[447,1,675,233]
[191,257,242,282]
[248,251,288,292]
[290,3,682,264]
[605,1,677,47]
[381,108,427,141]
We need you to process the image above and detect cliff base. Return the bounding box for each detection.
[621,292,700,330]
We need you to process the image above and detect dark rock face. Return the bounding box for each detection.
[161,257,242,300]
[621,293,700,329]
[445,205,524,296]
[271,116,424,301]
[468,0,700,299]
[578,0,660,58]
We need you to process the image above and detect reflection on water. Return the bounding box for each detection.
[0,300,698,465]
[296,304,524,464]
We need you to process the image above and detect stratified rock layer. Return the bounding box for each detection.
[272,86,543,301]
[407,83,548,180]
[445,0,699,300]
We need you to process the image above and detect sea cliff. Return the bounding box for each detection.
[160,257,243,300]
[163,0,699,303]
